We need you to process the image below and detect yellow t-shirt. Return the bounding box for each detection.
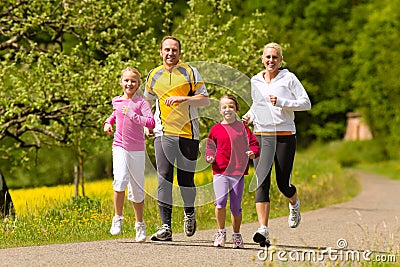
[145,61,208,139]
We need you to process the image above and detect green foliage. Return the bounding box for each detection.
[1,195,109,247]
[1,141,112,189]
[308,139,391,167]
[350,0,400,159]
[1,0,400,189]
[1,0,272,188]
[302,140,400,181]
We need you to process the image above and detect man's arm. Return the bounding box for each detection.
[164,94,210,107]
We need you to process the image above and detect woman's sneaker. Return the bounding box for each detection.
[184,211,196,237]
[150,224,172,241]
[135,222,146,242]
[252,226,270,247]
[213,231,226,247]
[288,200,301,228]
[110,215,124,235]
[232,233,244,249]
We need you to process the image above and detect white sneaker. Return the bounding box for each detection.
[288,200,301,228]
[110,215,124,235]
[135,222,146,242]
[252,226,270,247]
[232,233,244,249]
[213,231,226,247]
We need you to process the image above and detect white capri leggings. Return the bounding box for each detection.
[112,146,145,203]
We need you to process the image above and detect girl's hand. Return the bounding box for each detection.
[122,105,129,114]
[144,127,154,137]
[103,123,113,134]
[206,155,215,164]
[246,150,256,159]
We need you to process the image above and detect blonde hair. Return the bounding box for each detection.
[264,42,283,57]
[120,67,143,97]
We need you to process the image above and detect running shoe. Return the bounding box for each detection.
[288,200,301,228]
[213,231,226,247]
[110,215,124,235]
[135,221,146,242]
[184,211,197,237]
[150,224,172,241]
[232,233,244,249]
[252,226,270,247]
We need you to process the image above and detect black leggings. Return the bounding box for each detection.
[154,136,199,226]
[254,135,297,203]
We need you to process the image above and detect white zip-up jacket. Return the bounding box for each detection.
[245,69,311,133]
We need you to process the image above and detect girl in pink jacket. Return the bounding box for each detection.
[103,67,155,242]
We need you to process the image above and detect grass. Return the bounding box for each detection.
[355,160,400,180]
[308,139,400,181]
[1,141,366,249]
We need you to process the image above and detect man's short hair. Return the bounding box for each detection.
[160,36,181,52]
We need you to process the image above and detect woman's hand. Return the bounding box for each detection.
[269,95,277,106]
[246,150,256,159]
[242,114,251,125]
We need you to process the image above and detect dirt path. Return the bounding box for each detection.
[1,170,399,266]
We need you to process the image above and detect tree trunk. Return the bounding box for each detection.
[0,171,15,218]
[79,155,85,197]
[73,139,86,197]
[74,165,79,197]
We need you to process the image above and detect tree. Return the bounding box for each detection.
[1,0,271,189]
[0,171,15,218]
[0,0,170,194]
[350,0,400,158]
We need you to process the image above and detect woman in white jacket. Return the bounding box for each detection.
[242,42,311,247]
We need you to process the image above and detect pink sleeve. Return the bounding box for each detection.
[104,110,116,126]
[126,100,155,129]
[140,100,155,129]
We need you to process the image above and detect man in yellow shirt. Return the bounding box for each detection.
[145,36,209,241]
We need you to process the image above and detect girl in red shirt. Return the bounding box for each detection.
[206,94,259,248]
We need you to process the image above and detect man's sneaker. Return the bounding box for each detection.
[110,215,124,235]
[184,211,196,237]
[252,226,270,247]
[288,200,301,228]
[213,231,226,247]
[232,233,244,249]
[135,222,146,242]
[150,224,172,241]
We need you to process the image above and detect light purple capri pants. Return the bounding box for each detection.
[213,174,244,216]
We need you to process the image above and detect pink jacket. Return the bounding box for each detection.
[105,96,154,151]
